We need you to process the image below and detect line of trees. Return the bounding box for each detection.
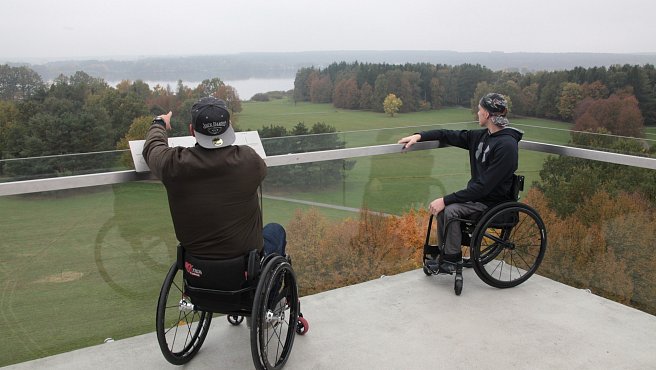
[293,62,656,126]
[258,122,355,190]
[0,65,242,179]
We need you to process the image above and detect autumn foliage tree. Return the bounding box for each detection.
[359,82,374,110]
[574,94,645,138]
[333,78,360,109]
[310,75,333,103]
[558,82,584,121]
[383,93,402,117]
[286,208,429,296]
[525,187,656,313]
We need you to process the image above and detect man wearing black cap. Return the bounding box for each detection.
[142,96,286,260]
[397,93,523,273]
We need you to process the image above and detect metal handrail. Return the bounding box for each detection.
[0,140,654,197]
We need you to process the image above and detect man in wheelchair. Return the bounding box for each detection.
[142,96,286,260]
[398,93,523,274]
[144,97,306,368]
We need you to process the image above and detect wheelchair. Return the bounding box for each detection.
[422,175,548,295]
[156,245,309,369]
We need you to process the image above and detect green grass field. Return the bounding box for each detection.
[0,99,579,366]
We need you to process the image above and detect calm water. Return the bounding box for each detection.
[111,78,295,100]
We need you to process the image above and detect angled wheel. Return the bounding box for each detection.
[471,202,547,288]
[422,264,433,276]
[228,315,244,326]
[156,263,212,365]
[296,314,309,335]
[454,276,463,296]
[251,256,299,370]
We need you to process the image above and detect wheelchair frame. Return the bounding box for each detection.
[156,245,308,369]
[422,175,548,295]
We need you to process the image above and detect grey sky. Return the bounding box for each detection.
[1,0,654,61]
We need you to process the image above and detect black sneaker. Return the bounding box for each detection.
[425,259,457,275]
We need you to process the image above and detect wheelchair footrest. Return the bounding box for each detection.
[424,259,463,276]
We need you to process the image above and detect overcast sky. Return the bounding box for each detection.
[1,0,654,62]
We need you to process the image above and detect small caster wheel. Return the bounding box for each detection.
[454,276,463,296]
[227,315,244,325]
[422,264,432,276]
[296,314,309,335]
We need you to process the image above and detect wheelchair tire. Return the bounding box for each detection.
[471,202,547,289]
[251,255,299,370]
[156,263,212,365]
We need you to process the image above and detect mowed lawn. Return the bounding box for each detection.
[0,98,581,366]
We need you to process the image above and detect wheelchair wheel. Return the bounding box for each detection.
[156,263,213,365]
[251,256,299,370]
[422,264,433,276]
[454,275,463,296]
[471,203,547,289]
[228,315,244,325]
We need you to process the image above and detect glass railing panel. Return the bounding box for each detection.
[262,148,469,215]
[515,154,656,316]
[3,125,650,184]
[0,183,174,366]
[0,150,132,182]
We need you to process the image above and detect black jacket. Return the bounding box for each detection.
[419,127,523,207]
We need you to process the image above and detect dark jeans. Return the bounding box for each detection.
[262,223,288,306]
[438,202,488,256]
[263,223,287,257]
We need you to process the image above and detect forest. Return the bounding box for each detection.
[293,61,656,127]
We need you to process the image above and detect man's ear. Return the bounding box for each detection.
[189,124,195,136]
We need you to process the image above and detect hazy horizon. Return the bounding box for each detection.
[2,0,655,62]
[4,49,656,66]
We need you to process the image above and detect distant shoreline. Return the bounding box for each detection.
[6,50,656,83]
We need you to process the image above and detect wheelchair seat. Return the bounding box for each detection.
[182,247,260,314]
[459,174,525,240]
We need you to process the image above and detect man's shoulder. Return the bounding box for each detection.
[232,145,264,162]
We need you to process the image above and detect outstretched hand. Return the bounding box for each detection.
[159,111,173,130]
[397,134,421,150]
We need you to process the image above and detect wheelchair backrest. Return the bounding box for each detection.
[177,244,260,313]
[511,174,525,201]
[183,252,249,291]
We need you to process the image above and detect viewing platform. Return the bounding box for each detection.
[2,134,656,369]
[5,267,656,370]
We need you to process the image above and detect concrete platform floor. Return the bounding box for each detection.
[4,268,656,369]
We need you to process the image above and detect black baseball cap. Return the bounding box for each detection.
[191,97,235,149]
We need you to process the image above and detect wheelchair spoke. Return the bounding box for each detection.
[266,323,284,364]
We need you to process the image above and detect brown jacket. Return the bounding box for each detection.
[142,125,266,258]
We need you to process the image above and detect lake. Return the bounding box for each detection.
[111,77,296,100]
